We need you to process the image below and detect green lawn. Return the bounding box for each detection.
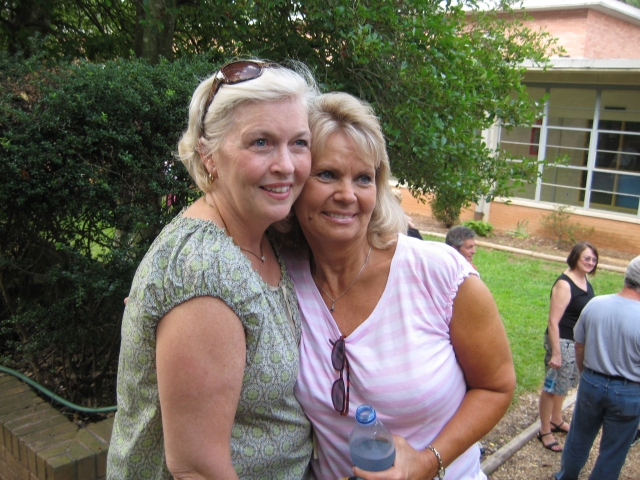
[422,235,625,397]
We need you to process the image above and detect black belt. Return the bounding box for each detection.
[586,368,640,385]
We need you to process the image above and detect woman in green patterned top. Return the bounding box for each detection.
[106,60,318,479]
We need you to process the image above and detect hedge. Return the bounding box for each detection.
[0,54,215,406]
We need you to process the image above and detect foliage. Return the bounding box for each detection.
[300,1,558,214]
[1,1,558,209]
[506,220,530,239]
[462,220,494,237]
[540,206,595,246]
[0,0,137,59]
[430,195,460,228]
[0,0,561,404]
[0,54,205,405]
[620,0,640,8]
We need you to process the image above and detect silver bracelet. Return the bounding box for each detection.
[426,444,445,479]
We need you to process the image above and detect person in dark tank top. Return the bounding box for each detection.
[537,241,598,453]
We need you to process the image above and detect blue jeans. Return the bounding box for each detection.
[555,368,640,480]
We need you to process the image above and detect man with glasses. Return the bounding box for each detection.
[554,255,640,480]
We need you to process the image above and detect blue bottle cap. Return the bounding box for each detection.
[355,404,377,424]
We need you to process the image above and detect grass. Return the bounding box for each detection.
[421,234,625,397]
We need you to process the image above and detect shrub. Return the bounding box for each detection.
[461,219,494,237]
[540,205,594,246]
[0,54,211,406]
[430,195,461,228]
[506,220,530,239]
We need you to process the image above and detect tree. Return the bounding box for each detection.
[619,0,640,8]
[0,0,136,59]
[299,1,556,212]
[175,0,556,212]
[1,1,555,211]
[1,1,557,403]
[0,0,560,216]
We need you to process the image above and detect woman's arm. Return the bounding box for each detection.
[352,275,516,480]
[156,296,246,479]
[547,280,571,369]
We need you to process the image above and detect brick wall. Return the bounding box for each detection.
[583,10,640,59]
[521,10,589,58]
[0,373,113,480]
[514,9,640,59]
[398,189,640,256]
[485,202,640,255]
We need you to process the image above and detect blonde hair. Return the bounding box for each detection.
[177,60,318,193]
[277,92,406,250]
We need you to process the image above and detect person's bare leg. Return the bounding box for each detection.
[539,391,562,451]
[551,394,570,433]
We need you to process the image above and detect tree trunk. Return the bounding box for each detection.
[133,0,177,63]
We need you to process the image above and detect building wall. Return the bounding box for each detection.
[521,10,589,58]
[397,188,640,255]
[584,10,640,58]
[512,9,640,59]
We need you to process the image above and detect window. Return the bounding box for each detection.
[498,87,640,216]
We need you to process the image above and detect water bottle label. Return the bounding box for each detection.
[543,370,557,392]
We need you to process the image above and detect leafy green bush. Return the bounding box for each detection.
[430,195,462,228]
[462,220,494,237]
[540,206,594,246]
[0,54,211,405]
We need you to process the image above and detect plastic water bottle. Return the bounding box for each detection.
[543,368,558,393]
[349,404,396,472]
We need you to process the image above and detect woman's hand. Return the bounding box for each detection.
[548,352,562,369]
[351,435,438,480]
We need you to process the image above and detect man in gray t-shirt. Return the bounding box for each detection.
[554,255,640,480]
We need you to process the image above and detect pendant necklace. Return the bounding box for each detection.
[315,245,372,312]
[203,195,265,263]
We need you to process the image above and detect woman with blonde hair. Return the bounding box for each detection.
[282,92,515,479]
[107,60,318,479]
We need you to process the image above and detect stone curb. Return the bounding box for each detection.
[419,231,628,273]
[480,393,577,475]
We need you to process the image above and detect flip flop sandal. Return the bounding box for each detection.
[537,431,562,452]
[550,421,569,433]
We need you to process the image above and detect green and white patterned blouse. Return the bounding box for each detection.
[106,213,312,479]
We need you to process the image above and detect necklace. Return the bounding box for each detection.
[202,195,265,263]
[315,245,372,313]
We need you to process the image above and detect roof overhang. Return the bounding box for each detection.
[523,58,640,71]
[468,1,640,27]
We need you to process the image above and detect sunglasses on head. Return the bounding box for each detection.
[201,60,276,127]
[331,336,350,416]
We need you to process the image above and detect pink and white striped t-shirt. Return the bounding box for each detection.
[285,235,485,480]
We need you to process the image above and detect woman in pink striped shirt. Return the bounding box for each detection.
[279,92,516,480]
